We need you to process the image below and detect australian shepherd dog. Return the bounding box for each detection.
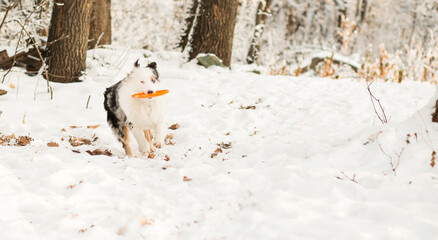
[104,60,166,157]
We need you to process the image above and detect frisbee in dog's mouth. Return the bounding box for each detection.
[132,89,169,99]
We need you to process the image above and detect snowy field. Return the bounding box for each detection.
[1,48,438,239]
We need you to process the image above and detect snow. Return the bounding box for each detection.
[1,47,438,239]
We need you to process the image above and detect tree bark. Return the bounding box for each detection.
[432,100,438,123]
[179,0,199,52]
[47,0,93,83]
[184,0,239,67]
[356,0,367,25]
[334,0,347,46]
[89,0,111,48]
[247,0,273,65]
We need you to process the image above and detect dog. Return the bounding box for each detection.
[104,60,166,157]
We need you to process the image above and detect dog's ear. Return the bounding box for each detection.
[147,62,157,70]
[134,59,140,68]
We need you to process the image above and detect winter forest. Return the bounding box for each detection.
[0,0,438,239]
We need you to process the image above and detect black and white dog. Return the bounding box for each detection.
[104,60,166,157]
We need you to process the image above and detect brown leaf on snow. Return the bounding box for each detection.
[69,136,92,147]
[210,147,223,158]
[69,126,82,129]
[47,142,59,147]
[183,176,192,182]
[0,133,13,145]
[168,123,180,130]
[239,105,256,110]
[9,83,15,89]
[16,136,33,146]
[217,142,232,149]
[86,149,112,156]
[431,150,436,168]
[164,155,170,161]
[165,134,173,140]
[165,134,175,145]
[148,152,155,159]
[87,125,101,129]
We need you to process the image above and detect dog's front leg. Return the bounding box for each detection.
[123,125,133,157]
[143,129,156,152]
[132,127,151,155]
[153,122,166,148]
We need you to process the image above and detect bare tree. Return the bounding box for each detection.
[356,0,367,26]
[180,0,239,67]
[47,0,94,83]
[178,0,199,51]
[89,0,111,48]
[246,0,273,65]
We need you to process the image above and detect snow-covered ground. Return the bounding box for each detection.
[1,48,438,239]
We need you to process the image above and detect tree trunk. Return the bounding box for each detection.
[179,0,199,52]
[334,0,347,46]
[432,100,438,123]
[88,0,111,48]
[184,0,239,68]
[247,0,273,65]
[356,0,367,25]
[47,0,93,83]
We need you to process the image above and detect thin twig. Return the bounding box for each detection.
[16,20,50,92]
[338,170,358,183]
[1,0,50,83]
[378,143,405,176]
[86,95,91,109]
[1,30,23,83]
[367,81,388,124]
[0,0,19,31]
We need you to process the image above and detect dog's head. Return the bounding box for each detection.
[128,59,160,95]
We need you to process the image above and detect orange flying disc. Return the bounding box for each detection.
[132,89,169,99]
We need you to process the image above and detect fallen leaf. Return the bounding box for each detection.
[87,125,100,129]
[0,89,7,95]
[239,105,256,110]
[169,123,180,130]
[210,147,223,158]
[217,142,232,149]
[86,149,112,156]
[9,83,15,89]
[16,136,33,146]
[183,176,192,182]
[69,136,92,147]
[148,152,155,159]
[70,126,81,128]
[47,142,59,147]
[164,155,170,161]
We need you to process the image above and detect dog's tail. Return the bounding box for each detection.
[104,83,127,144]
